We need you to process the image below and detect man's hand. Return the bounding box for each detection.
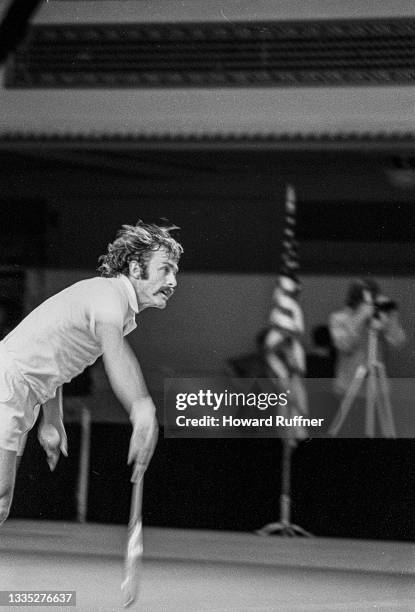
[359,290,375,321]
[370,311,389,331]
[128,398,158,481]
[38,418,68,471]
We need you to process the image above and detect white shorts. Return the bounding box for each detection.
[0,347,40,455]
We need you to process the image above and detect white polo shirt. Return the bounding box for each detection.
[1,275,138,404]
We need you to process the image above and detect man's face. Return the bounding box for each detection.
[133,248,178,310]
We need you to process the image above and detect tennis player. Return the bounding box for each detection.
[0,221,182,525]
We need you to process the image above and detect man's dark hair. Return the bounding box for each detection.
[346,278,380,309]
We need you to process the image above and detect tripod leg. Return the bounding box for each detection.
[376,364,396,438]
[373,366,391,437]
[329,366,367,436]
[366,367,377,437]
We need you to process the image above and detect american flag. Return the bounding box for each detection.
[264,184,308,439]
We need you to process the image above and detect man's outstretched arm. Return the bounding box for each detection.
[97,321,158,476]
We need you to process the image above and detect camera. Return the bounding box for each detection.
[373,296,398,316]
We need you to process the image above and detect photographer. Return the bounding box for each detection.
[329,279,406,396]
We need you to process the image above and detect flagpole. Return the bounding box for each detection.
[257,438,312,537]
[257,184,312,538]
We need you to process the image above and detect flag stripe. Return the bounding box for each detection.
[264,184,308,439]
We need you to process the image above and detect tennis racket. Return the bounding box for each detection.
[122,471,144,608]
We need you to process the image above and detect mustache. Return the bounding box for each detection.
[159,286,174,298]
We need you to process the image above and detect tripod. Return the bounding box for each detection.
[329,324,396,438]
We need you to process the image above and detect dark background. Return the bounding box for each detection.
[11,424,415,541]
[2,149,415,275]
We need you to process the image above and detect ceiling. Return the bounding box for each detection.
[2,1,415,144]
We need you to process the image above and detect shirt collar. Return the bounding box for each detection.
[118,274,139,314]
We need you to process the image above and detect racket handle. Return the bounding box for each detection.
[122,476,144,607]
[129,478,143,525]
[121,559,141,608]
